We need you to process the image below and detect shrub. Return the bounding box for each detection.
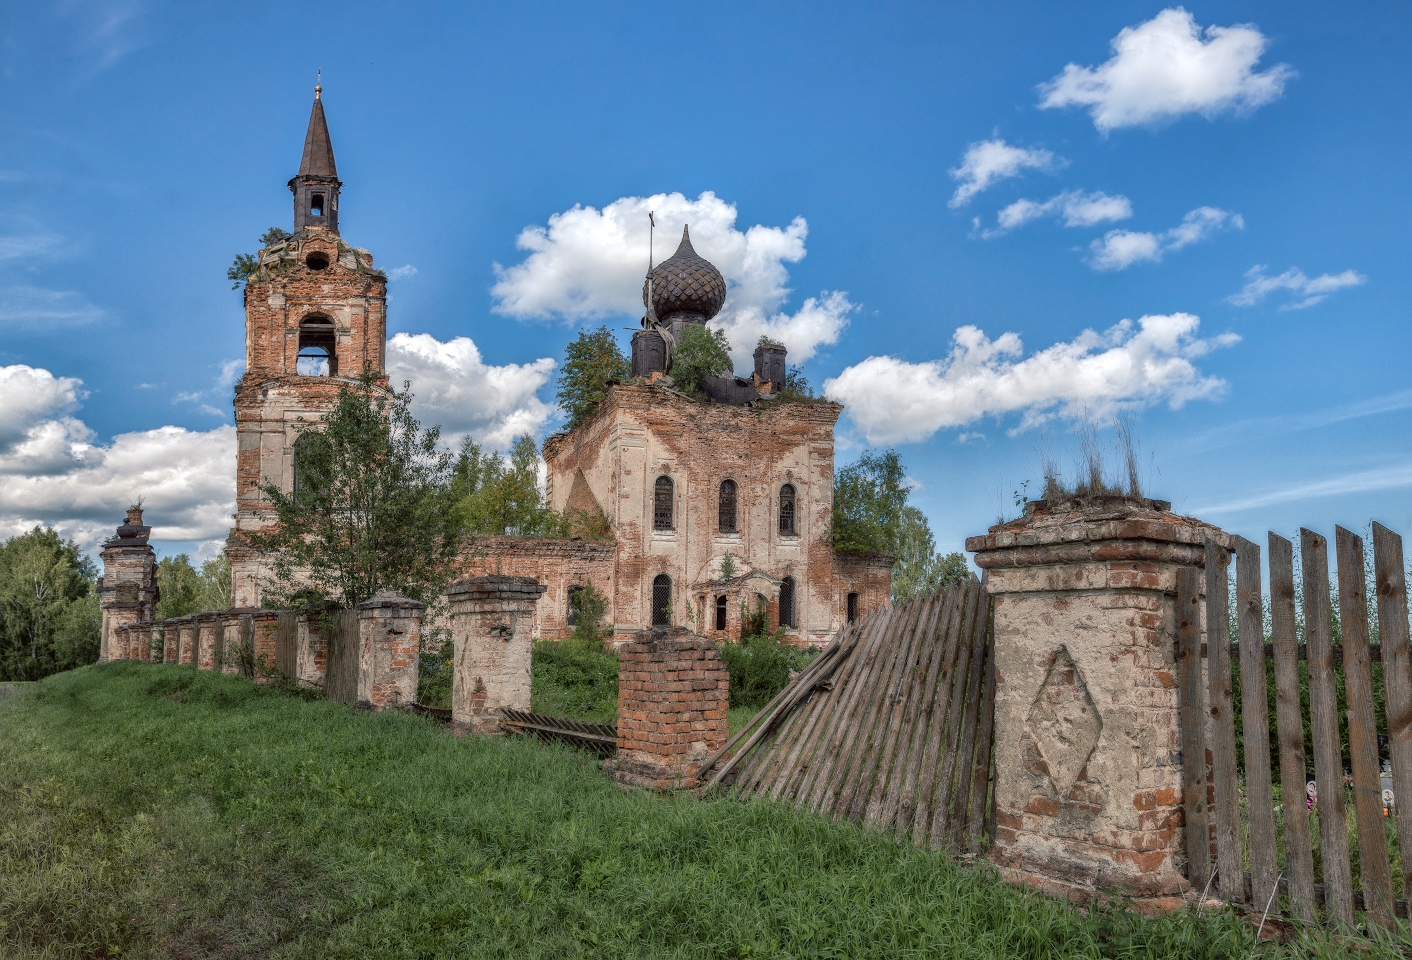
[531,640,619,721]
[716,631,819,711]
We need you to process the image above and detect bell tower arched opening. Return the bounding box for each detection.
[297,315,337,376]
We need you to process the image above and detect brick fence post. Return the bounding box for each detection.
[296,603,337,685]
[174,615,196,666]
[967,495,1224,905]
[195,612,219,670]
[249,610,280,682]
[355,592,427,709]
[220,611,248,675]
[443,576,546,733]
[611,626,729,790]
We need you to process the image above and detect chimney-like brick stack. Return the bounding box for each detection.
[612,626,729,790]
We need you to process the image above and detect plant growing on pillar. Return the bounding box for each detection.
[249,373,463,609]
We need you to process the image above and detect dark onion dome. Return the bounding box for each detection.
[642,225,726,322]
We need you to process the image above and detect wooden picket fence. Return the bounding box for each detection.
[697,575,996,853]
[1182,523,1411,926]
[324,609,361,705]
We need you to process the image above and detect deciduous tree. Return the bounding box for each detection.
[556,326,630,429]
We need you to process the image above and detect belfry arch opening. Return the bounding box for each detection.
[297,315,337,376]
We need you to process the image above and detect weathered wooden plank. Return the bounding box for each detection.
[745,681,812,795]
[866,592,941,828]
[947,588,993,853]
[814,606,899,816]
[839,598,923,823]
[767,633,857,800]
[929,576,986,846]
[1177,566,1210,890]
[1269,532,1316,921]
[1301,528,1354,924]
[1335,526,1396,926]
[859,593,933,825]
[1232,536,1279,914]
[912,577,979,845]
[1373,522,1412,904]
[877,589,952,832]
[1204,539,1244,902]
[893,582,965,842]
[966,600,997,855]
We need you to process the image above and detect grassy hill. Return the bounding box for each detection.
[0,664,1373,958]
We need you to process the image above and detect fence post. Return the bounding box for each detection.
[355,592,427,709]
[967,495,1225,906]
[443,576,545,733]
[195,612,219,669]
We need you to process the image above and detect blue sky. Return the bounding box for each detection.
[1,1,1408,562]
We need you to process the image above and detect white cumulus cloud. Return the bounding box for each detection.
[1229,265,1366,310]
[949,140,1061,208]
[0,364,235,551]
[1038,7,1294,132]
[386,332,557,451]
[823,313,1238,444]
[1087,206,1241,270]
[489,191,850,368]
[985,189,1132,237]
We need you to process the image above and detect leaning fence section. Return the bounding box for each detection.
[697,575,995,854]
[1183,522,1411,927]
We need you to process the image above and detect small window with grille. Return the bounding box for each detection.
[715,595,727,631]
[780,576,796,628]
[718,479,737,533]
[652,574,672,626]
[654,476,674,531]
[778,483,797,536]
[847,592,859,623]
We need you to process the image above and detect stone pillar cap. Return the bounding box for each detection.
[620,625,715,653]
[356,590,428,611]
[443,576,546,602]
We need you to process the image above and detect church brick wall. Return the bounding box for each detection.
[455,537,617,640]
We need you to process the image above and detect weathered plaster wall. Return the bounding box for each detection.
[456,537,617,640]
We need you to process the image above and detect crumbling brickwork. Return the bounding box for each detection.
[444,576,545,733]
[610,627,729,790]
[355,592,425,709]
[968,496,1225,903]
[456,537,617,640]
[196,613,218,669]
[97,508,159,661]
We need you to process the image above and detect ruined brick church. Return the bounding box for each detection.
[227,87,892,644]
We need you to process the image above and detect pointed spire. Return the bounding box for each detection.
[297,85,337,180]
[675,224,696,257]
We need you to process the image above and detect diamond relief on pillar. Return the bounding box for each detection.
[1025,646,1103,798]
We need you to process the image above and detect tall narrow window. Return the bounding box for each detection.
[567,585,584,627]
[779,576,796,629]
[847,592,859,624]
[715,595,727,631]
[778,483,797,535]
[297,315,337,376]
[718,479,737,533]
[654,476,674,531]
[652,575,672,626]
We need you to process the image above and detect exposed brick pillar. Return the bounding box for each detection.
[176,616,197,665]
[111,624,128,661]
[97,507,158,662]
[248,611,280,683]
[219,611,246,675]
[196,613,219,669]
[443,576,546,733]
[967,496,1224,903]
[296,606,336,684]
[160,622,177,662]
[611,626,729,790]
[355,592,426,709]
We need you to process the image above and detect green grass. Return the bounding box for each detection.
[0,664,1389,959]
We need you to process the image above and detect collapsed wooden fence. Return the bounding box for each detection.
[1182,523,1411,926]
[697,575,995,853]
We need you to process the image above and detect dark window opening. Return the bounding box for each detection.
[652,575,672,626]
[715,595,727,631]
[780,576,796,629]
[305,252,330,271]
[779,483,797,535]
[297,317,337,376]
[310,194,325,216]
[718,479,737,533]
[847,592,859,624]
[567,586,583,627]
[653,476,674,531]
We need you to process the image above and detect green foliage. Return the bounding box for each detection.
[1,664,1376,958]
[568,582,609,651]
[719,553,738,580]
[892,506,969,601]
[777,364,816,399]
[455,434,570,537]
[556,325,630,429]
[417,629,454,709]
[531,639,620,721]
[259,226,290,246]
[249,373,463,608]
[831,448,910,555]
[716,631,818,710]
[227,252,258,289]
[670,324,733,397]
[0,527,99,680]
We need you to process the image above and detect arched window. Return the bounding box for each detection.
[847,592,859,624]
[297,315,337,376]
[567,585,584,627]
[779,576,796,629]
[654,476,674,531]
[718,479,737,533]
[778,483,797,535]
[652,574,672,626]
[715,595,727,631]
